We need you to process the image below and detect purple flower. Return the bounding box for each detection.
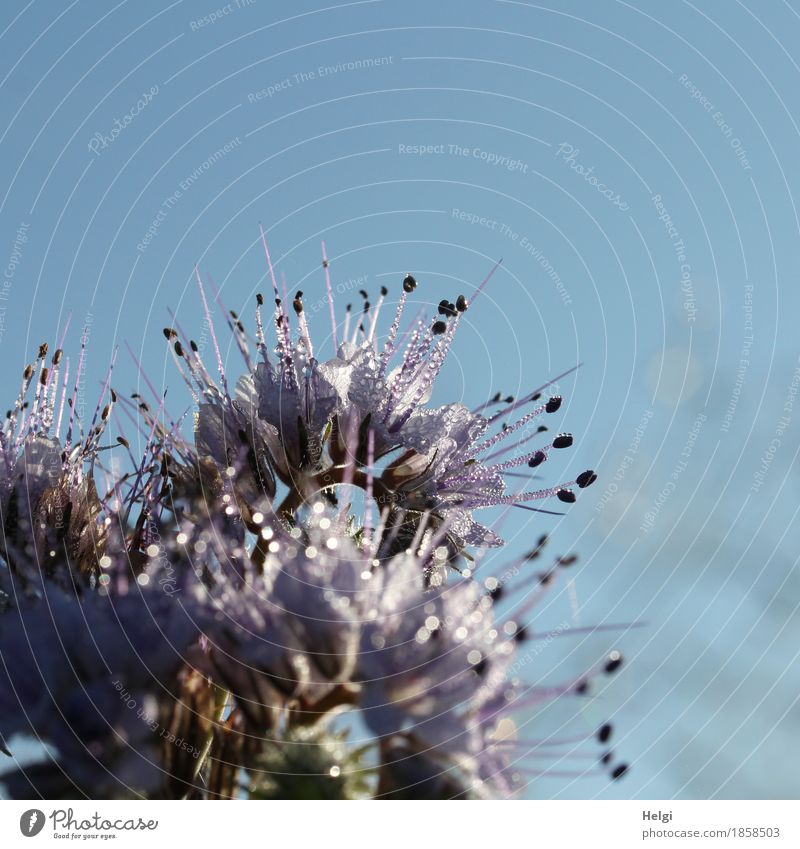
[0,340,115,582]
[0,584,198,797]
[0,240,628,800]
[170,251,594,561]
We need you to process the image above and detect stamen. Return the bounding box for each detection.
[195,266,231,401]
[321,241,338,349]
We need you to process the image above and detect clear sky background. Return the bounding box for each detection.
[1,0,799,800]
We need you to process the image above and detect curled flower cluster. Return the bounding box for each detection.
[0,239,627,799]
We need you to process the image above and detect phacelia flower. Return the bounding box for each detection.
[0,238,629,801]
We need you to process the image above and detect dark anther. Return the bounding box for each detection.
[488,582,503,600]
[110,389,117,402]
[456,294,468,312]
[363,301,370,313]
[531,392,542,401]
[604,652,623,674]
[600,752,613,765]
[528,450,546,468]
[558,554,578,567]
[545,395,562,413]
[52,349,63,365]
[504,395,515,403]
[552,433,574,449]
[256,293,264,306]
[491,392,502,403]
[403,273,417,293]
[514,625,528,642]
[275,297,282,307]
[438,299,456,317]
[163,327,177,340]
[432,320,447,335]
[575,680,590,695]
[525,534,548,560]
[38,343,48,358]
[611,763,629,781]
[230,310,238,320]
[190,340,199,352]
[116,436,129,449]
[556,488,576,503]
[380,285,388,296]
[576,470,597,489]
[174,340,184,357]
[39,368,48,386]
[293,296,303,314]
[597,723,613,744]
[537,425,548,433]
[359,289,368,299]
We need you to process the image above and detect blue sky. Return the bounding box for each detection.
[1,0,799,799]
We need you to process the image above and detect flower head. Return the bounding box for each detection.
[0,239,628,800]
[0,583,198,797]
